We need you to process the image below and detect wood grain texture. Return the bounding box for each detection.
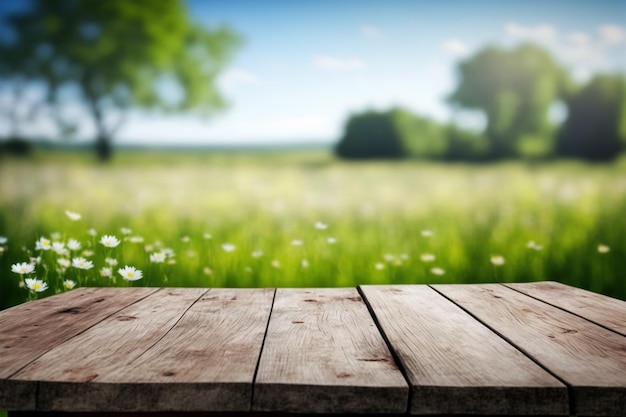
[433,283,626,417]
[0,287,156,410]
[253,288,408,414]
[34,288,274,412]
[360,285,568,416]
[506,281,626,336]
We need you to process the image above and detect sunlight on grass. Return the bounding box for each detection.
[1,151,625,308]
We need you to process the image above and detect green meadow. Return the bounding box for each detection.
[1,150,625,309]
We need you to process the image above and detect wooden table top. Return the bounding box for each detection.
[0,282,625,416]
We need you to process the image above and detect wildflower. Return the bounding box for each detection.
[421,230,433,237]
[180,236,190,243]
[203,233,212,240]
[291,239,303,246]
[57,258,71,268]
[301,259,310,268]
[128,236,144,244]
[252,250,264,258]
[314,221,327,230]
[162,247,175,257]
[383,254,395,262]
[29,256,41,265]
[527,241,543,251]
[100,235,120,248]
[327,237,337,244]
[271,260,281,269]
[144,244,154,252]
[52,241,68,255]
[100,267,112,278]
[0,247,4,254]
[375,262,385,270]
[222,243,236,252]
[430,267,445,275]
[11,262,35,275]
[203,267,213,275]
[50,232,62,241]
[120,227,132,235]
[35,237,52,251]
[105,257,118,266]
[72,257,94,270]
[118,266,143,281]
[65,210,81,221]
[87,228,97,236]
[490,255,505,266]
[0,236,7,244]
[81,250,94,257]
[63,280,76,290]
[25,278,48,292]
[420,253,436,262]
[67,239,81,251]
[150,252,166,263]
[598,245,610,254]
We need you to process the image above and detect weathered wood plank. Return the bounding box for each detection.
[13,287,207,411]
[433,283,626,417]
[506,281,626,336]
[253,288,408,414]
[360,285,568,416]
[32,288,274,412]
[0,287,156,410]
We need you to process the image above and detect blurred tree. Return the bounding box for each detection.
[443,125,489,161]
[2,0,239,160]
[335,110,406,159]
[336,107,457,160]
[555,74,626,160]
[448,43,572,159]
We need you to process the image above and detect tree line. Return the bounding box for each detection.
[337,44,626,161]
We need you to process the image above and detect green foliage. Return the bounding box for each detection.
[335,109,406,159]
[1,151,625,309]
[448,43,573,159]
[335,108,448,159]
[556,74,626,161]
[443,125,490,161]
[2,0,240,160]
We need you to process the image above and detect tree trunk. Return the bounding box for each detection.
[95,134,112,162]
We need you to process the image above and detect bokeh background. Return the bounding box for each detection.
[1,0,625,309]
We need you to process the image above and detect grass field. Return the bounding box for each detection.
[1,149,625,309]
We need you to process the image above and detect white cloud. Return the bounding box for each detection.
[360,25,384,39]
[505,22,557,43]
[442,39,469,56]
[567,32,590,47]
[598,24,625,45]
[313,55,365,71]
[218,68,260,90]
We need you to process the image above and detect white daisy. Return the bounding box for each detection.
[327,237,337,244]
[430,267,445,275]
[11,262,35,275]
[421,230,433,237]
[420,253,436,262]
[291,239,303,246]
[598,245,610,254]
[25,278,48,292]
[222,243,236,252]
[100,267,112,277]
[150,252,166,263]
[314,221,328,230]
[0,236,7,244]
[72,257,94,270]
[35,237,52,251]
[65,210,81,221]
[67,239,81,251]
[490,255,505,266]
[118,266,143,281]
[63,280,76,290]
[252,250,264,258]
[100,235,120,248]
[375,262,385,270]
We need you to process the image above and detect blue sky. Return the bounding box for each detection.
[2,0,626,145]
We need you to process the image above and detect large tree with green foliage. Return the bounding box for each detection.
[448,43,572,159]
[2,0,239,160]
[555,74,626,160]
